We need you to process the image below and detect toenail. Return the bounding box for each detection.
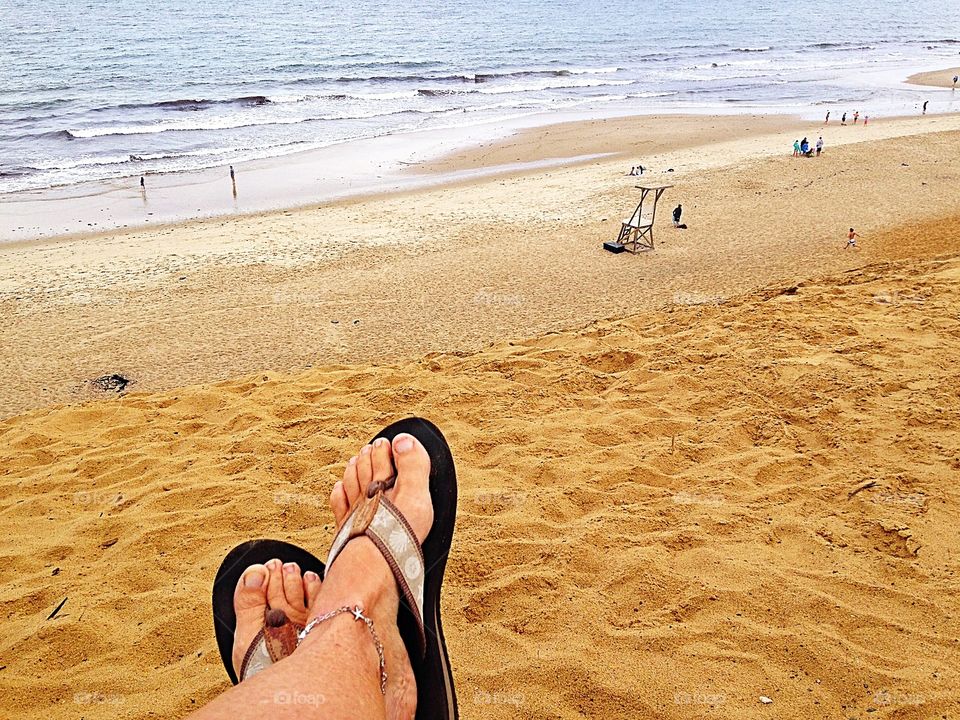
[304,571,319,582]
[244,569,265,588]
[361,445,372,455]
[267,558,281,569]
[374,437,387,447]
[395,436,414,453]
[283,563,298,574]
[348,456,357,466]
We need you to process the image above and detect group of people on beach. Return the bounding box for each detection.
[792,136,824,158]
[826,110,869,126]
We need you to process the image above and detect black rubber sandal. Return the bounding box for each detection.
[326,417,459,720]
[211,539,326,684]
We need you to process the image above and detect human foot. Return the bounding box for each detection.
[231,558,322,679]
[320,433,434,720]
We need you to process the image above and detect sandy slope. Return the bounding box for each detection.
[1,234,959,718]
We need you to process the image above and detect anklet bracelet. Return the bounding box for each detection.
[297,605,387,695]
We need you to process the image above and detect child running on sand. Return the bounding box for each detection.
[793,139,800,157]
[845,228,861,250]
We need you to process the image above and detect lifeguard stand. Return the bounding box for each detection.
[606,184,672,253]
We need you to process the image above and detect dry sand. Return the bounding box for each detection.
[1,225,959,719]
[907,67,960,88]
[1,111,960,719]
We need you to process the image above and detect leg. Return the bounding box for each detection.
[192,434,432,720]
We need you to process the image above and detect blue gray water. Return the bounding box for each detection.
[2,0,959,193]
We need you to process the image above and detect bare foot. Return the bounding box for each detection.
[321,432,434,720]
[231,559,322,678]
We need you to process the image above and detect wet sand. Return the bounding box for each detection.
[907,66,960,88]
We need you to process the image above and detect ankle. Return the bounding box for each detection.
[313,538,399,621]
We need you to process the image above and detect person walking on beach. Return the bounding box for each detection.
[841,112,847,125]
[816,136,824,156]
[864,115,869,126]
[140,176,145,189]
[853,111,859,124]
[825,110,830,124]
[229,165,235,181]
[845,228,861,250]
[953,75,958,88]
[923,100,928,115]
[793,139,800,157]
[673,204,683,228]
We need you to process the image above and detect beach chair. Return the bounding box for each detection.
[609,184,672,253]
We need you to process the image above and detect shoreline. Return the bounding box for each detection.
[3,97,959,244]
[3,110,797,244]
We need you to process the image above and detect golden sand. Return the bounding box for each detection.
[1,218,959,718]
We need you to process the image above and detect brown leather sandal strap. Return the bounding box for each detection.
[238,610,304,681]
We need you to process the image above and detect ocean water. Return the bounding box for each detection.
[2,0,959,194]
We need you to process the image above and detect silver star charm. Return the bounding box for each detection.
[352,606,365,621]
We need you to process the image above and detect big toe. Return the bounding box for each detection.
[388,432,433,542]
[232,564,268,675]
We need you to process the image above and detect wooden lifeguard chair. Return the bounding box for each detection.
[607,184,672,253]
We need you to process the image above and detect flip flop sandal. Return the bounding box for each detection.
[211,539,326,684]
[325,417,459,720]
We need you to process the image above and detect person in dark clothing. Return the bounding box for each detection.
[140,176,145,189]
[673,204,682,227]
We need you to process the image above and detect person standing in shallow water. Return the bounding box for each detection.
[825,110,830,124]
[841,112,847,125]
[923,100,928,115]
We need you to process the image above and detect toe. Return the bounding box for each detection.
[391,433,431,486]
[389,432,434,542]
[370,436,395,486]
[355,444,374,494]
[303,570,322,609]
[330,480,350,525]
[232,564,268,674]
[265,558,289,611]
[282,562,306,612]
[234,563,268,613]
[342,456,361,506]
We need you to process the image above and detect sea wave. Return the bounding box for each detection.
[58,107,447,139]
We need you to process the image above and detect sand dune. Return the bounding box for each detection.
[2,235,959,718]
